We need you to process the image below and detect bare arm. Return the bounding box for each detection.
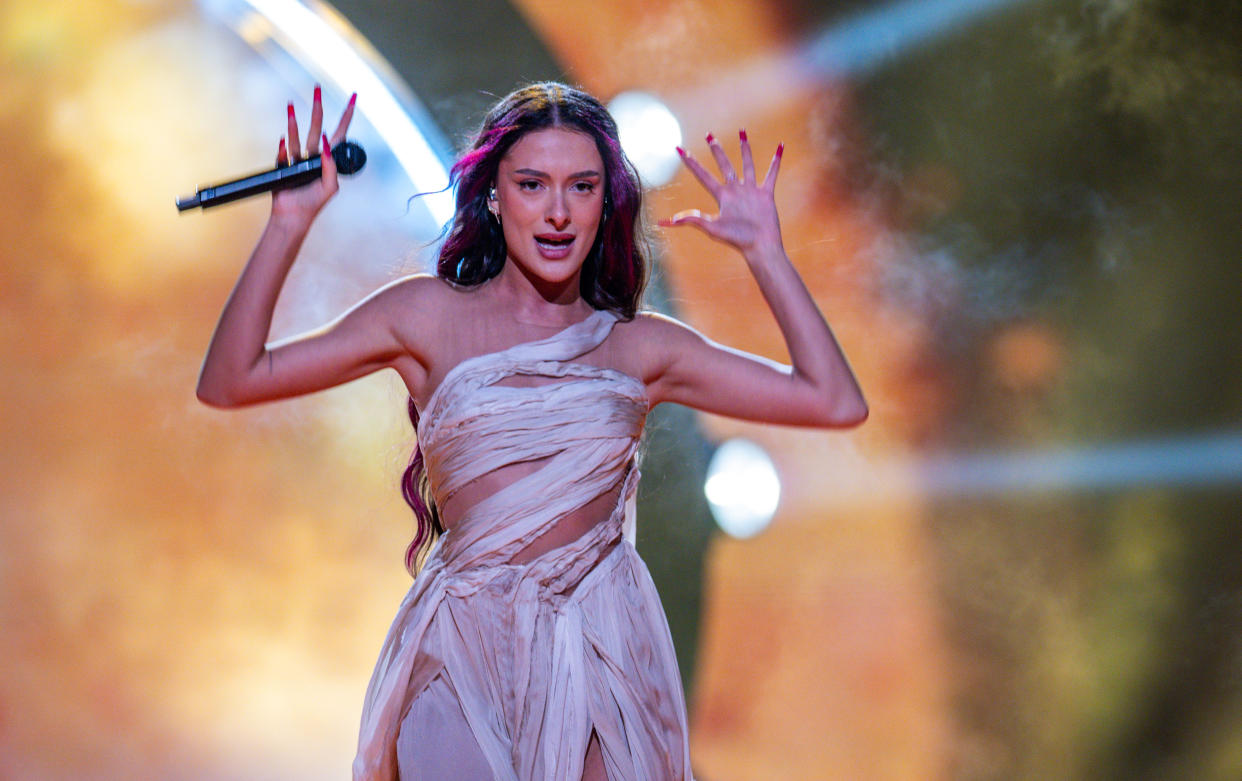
[649,132,867,428]
[196,89,421,408]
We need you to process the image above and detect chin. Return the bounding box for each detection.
[512,245,591,283]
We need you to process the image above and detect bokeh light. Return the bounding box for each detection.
[704,438,780,538]
[608,90,683,187]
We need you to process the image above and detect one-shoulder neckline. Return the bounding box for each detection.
[420,309,620,425]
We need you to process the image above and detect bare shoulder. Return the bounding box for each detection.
[632,310,701,335]
[624,310,709,352]
[366,272,454,313]
[355,273,462,338]
[344,273,457,370]
[610,310,708,386]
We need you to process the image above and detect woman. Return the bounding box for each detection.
[198,82,866,780]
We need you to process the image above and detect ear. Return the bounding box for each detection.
[486,185,502,224]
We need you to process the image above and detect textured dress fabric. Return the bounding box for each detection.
[352,309,694,781]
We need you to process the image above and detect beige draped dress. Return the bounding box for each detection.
[353,309,694,780]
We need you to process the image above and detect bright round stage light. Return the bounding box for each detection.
[704,439,781,539]
[608,91,683,188]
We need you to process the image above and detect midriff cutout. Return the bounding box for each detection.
[425,360,637,566]
[439,459,625,565]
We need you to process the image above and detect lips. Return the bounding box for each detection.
[534,233,575,259]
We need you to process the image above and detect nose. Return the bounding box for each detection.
[546,190,570,231]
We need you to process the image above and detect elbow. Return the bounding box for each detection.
[196,383,235,409]
[196,373,246,409]
[830,404,869,429]
[841,400,869,427]
[817,394,868,429]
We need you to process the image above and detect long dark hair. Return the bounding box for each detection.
[402,82,649,574]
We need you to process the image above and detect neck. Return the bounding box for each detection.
[492,259,591,325]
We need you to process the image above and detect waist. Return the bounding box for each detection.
[429,521,627,604]
[445,494,620,561]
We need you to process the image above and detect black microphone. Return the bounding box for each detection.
[175,140,367,211]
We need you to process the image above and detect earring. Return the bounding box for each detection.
[487,186,500,221]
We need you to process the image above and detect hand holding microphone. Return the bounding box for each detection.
[177,87,361,215]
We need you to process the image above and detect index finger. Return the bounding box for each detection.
[286,102,302,160]
[675,146,723,199]
[706,132,737,182]
[305,84,324,154]
[329,92,357,146]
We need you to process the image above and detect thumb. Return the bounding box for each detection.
[659,209,712,231]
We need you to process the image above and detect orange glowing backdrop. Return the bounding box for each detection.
[5,1,1242,780]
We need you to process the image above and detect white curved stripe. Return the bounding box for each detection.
[235,0,455,224]
[805,0,1025,77]
[917,430,1242,496]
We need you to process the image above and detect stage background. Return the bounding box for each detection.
[2,1,1240,779]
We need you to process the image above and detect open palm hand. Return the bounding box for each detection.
[661,131,784,254]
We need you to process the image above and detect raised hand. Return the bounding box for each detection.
[271,85,357,221]
[660,130,784,255]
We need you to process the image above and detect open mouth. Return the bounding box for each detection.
[535,235,576,257]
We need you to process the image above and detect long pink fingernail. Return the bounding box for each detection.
[705,132,715,144]
[739,129,748,142]
[676,146,686,157]
[313,85,321,103]
[348,92,357,108]
[776,142,784,156]
[322,133,330,153]
[287,102,294,118]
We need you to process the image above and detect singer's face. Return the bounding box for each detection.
[491,127,605,288]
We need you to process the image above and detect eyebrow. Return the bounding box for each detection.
[513,168,602,179]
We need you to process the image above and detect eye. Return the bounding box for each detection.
[572,181,597,193]
[518,180,542,191]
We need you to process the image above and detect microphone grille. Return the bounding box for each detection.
[332,141,367,175]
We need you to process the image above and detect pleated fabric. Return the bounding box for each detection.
[353,309,694,780]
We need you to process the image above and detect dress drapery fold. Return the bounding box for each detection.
[353,310,694,780]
